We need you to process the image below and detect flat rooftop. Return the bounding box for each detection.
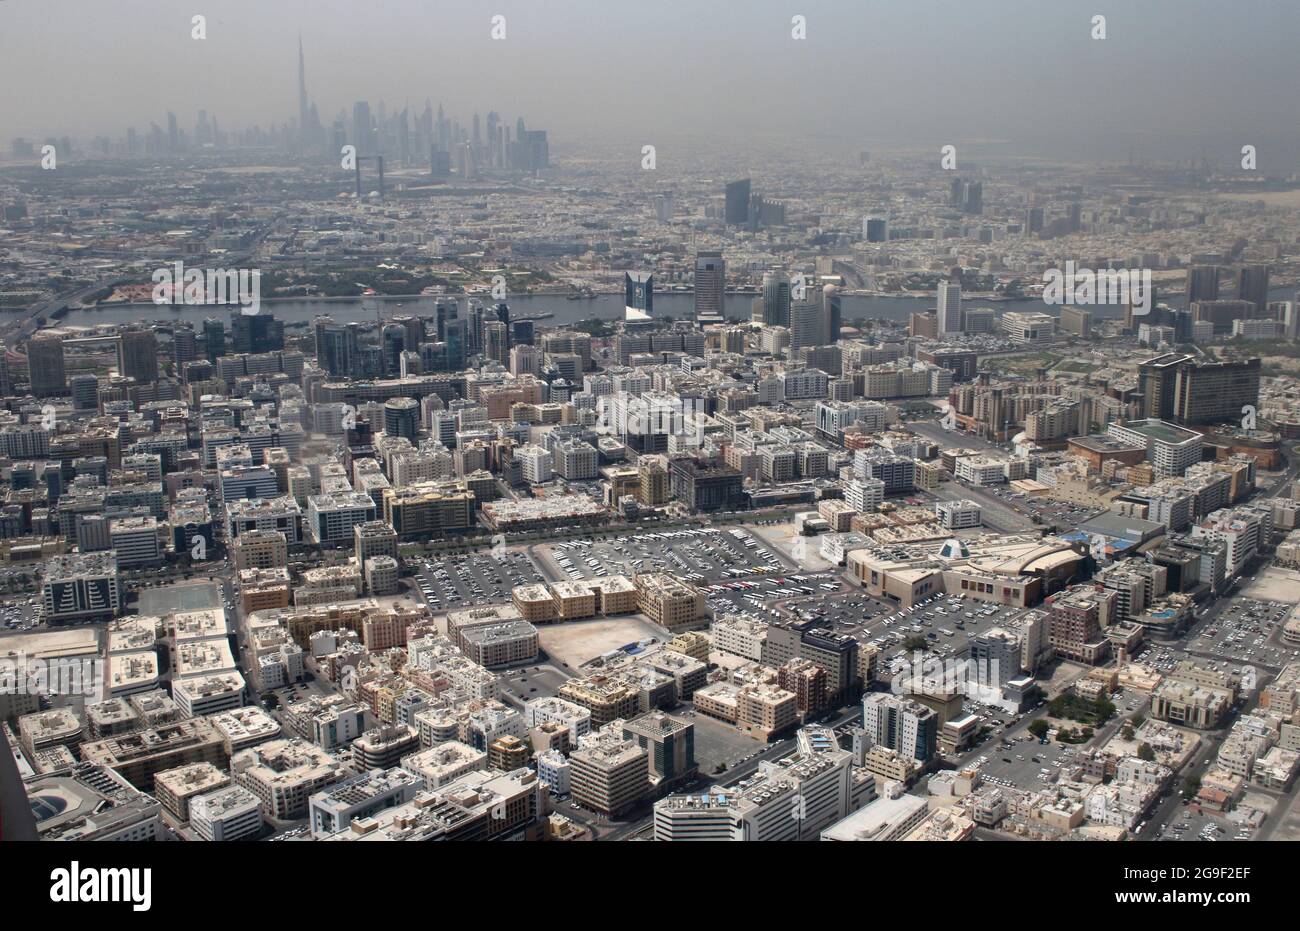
[1117,419,1200,445]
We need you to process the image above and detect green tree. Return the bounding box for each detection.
[1137,743,1156,762]
[1027,718,1050,740]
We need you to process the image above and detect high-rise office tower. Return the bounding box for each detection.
[27,334,66,397]
[1237,264,1270,317]
[936,280,962,338]
[694,251,725,326]
[173,324,198,365]
[203,318,225,361]
[1185,265,1220,307]
[824,284,841,344]
[313,317,356,377]
[724,178,751,226]
[625,272,653,322]
[444,318,468,370]
[790,296,828,350]
[483,321,508,365]
[760,269,791,327]
[381,324,406,375]
[861,693,938,763]
[1137,353,1186,421]
[1139,353,1261,425]
[434,300,457,342]
[352,101,372,155]
[1173,357,1261,426]
[393,315,423,352]
[949,177,965,207]
[117,329,159,383]
[231,312,284,355]
[653,193,674,223]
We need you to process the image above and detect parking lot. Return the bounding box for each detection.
[0,594,42,632]
[875,593,1039,678]
[1154,807,1258,843]
[537,526,788,585]
[498,664,571,707]
[704,571,851,621]
[1187,597,1297,670]
[687,709,771,776]
[414,550,547,610]
[962,732,1082,792]
[981,483,1103,529]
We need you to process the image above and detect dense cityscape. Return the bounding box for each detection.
[0,8,1296,899]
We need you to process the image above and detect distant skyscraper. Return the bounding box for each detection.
[790,299,828,350]
[203,318,225,362]
[1238,264,1270,317]
[652,193,674,223]
[1185,265,1219,308]
[27,335,66,397]
[117,329,159,383]
[824,284,842,343]
[231,312,284,355]
[625,272,653,322]
[936,280,962,338]
[444,318,468,370]
[173,324,198,365]
[314,317,356,377]
[381,324,406,375]
[694,251,725,326]
[352,101,373,155]
[297,37,310,141]
[760,269,792,327]
[724,179,751,226]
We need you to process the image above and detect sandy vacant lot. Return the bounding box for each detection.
[750,523,834,573]
[1240,566,1300,603]
[538,615,667,669]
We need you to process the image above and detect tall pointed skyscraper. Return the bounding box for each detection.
[298,36,309,132]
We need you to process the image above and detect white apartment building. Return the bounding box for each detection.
[110,516,163,568]
[307,491,377,546]
[936,499,982,530]
[516,444,554,485]
[844,477,886,512]
[525,697,591,743]
[955,456,1008,486]
[189,785,264,841]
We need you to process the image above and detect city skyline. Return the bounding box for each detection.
[5,0,1300,166]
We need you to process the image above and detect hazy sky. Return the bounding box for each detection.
[3,0,1299,164]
